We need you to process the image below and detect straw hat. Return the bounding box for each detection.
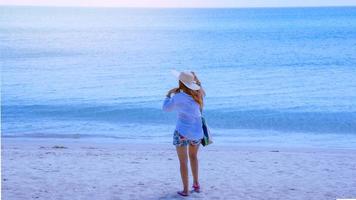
[171,70,200,91]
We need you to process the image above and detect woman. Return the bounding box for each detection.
[162,70,205,197]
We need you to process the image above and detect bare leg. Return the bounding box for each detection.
[176,146,189,193]
[188,144,199,186]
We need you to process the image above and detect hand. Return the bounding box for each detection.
[191,71,201,86]
[166,88,179,97]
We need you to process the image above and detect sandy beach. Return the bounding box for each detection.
[2,138,356,200]
[2,3,356,200]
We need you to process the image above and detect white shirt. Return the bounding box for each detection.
[162,91,203,140]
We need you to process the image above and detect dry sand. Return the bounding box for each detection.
[2,138,356,200]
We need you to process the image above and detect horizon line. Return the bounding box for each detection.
[1,4,356,9]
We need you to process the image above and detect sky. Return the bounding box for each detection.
[1,0,356,8]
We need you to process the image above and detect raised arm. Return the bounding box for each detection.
[191,72,206,97]
[162,96,175,112]
[162,88,180,112]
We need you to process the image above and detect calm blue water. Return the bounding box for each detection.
[1,6,356,148]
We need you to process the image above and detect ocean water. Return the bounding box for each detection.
[1,6,356,148]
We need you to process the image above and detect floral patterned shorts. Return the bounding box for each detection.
[173,130,201,147]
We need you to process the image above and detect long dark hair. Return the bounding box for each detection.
[178,81,204,109]
[178,72,205,110]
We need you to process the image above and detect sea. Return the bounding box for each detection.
[1,6,356,148]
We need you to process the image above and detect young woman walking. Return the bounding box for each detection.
[162,70,205,197]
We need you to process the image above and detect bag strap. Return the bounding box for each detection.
[199,92,205,115]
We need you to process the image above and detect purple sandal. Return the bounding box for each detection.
[177,191,189,197]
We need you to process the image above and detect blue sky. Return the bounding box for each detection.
[1,0,356,8]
